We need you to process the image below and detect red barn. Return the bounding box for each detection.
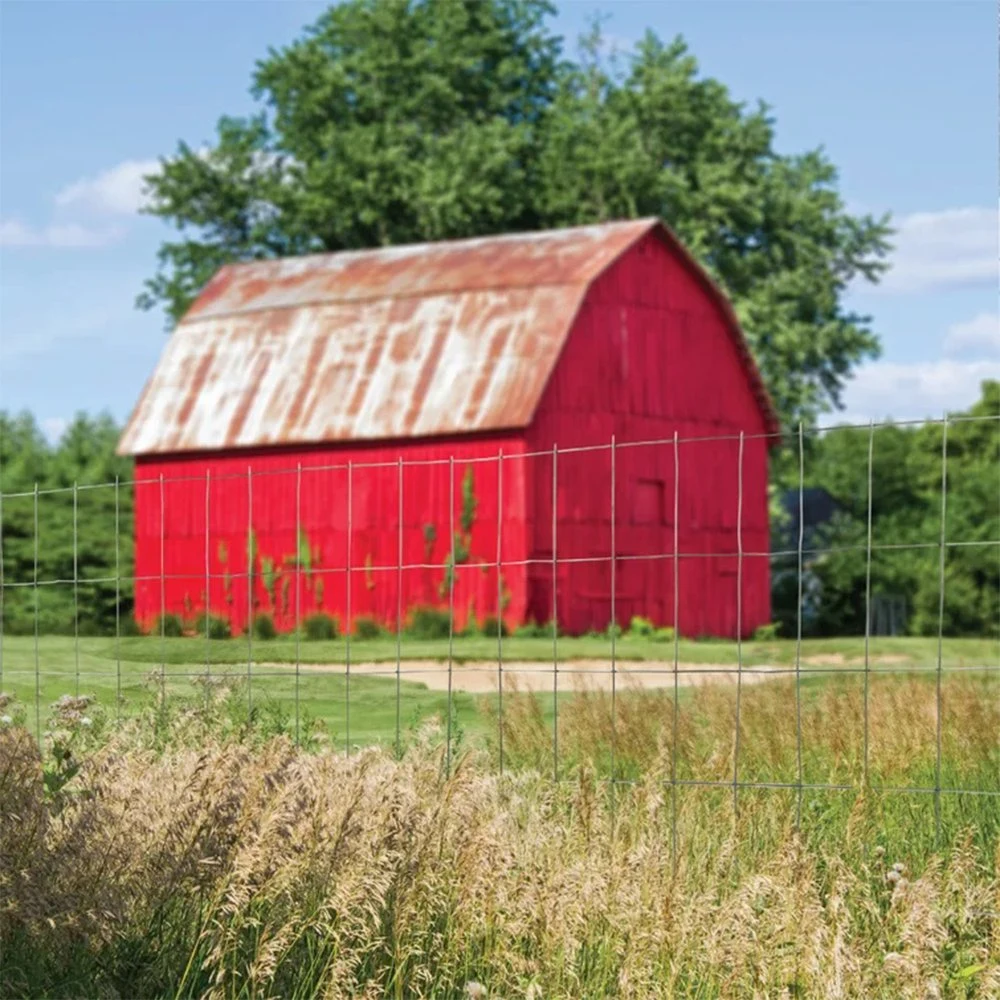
[118,218,778,638]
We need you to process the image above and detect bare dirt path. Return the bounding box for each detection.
[257,659,790,694]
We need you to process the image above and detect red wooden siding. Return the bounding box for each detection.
[525,230,772,638]
[133,434,530,635]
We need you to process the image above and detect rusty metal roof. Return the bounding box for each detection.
[119,218,778,456]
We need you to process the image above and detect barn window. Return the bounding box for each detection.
[633,478,665,525]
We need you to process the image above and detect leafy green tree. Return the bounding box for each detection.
[781,382,999,638]
[138,0,891,431]
[0,412,133,636]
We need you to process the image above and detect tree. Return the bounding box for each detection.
[138,0,892,431]
[775,382,999,638]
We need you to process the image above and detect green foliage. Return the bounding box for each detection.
[773,381,999,638]
[513,619,547,638]
[407,606,452,640]
[606,621,623,640]
[653,627,676,644]
[481,614,509,639]
[0,412,134,637]
[250,614,277,641]
[352,615,383,640]
[753,622,780,642]
[303,613,338,641]
[628,615,655,637]
[154,614,184,638]
[196,614,232,640]
[137,0,890,430]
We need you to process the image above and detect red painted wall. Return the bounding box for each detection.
[525,230,771,638]
[133,232,772,639]
[133,433,529,635]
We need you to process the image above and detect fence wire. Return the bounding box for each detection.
[0,417,998,845]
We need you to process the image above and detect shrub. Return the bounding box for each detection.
[407,606,452,640]
[303,613,338,641]
[250,614,278,641]
[196,614,232,640]
[753,622,781,641]
[514,619,548,638]
[628,615,655,637]
[353,616,383,640]
[480,615,509,638]
[606,621,623,640]
[153,613,183,638]
[652,626,676,643]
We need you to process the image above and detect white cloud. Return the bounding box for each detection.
[41,417,68,443]
[944,311,1000,358]
[54,158,160,215]
[877,206,998,294]
[835,359,1000,426]
[0,218,124,248]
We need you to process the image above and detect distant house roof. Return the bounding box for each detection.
[118,218,778,457]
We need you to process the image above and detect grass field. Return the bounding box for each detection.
[2,659,998,999]
[1,633,997,749]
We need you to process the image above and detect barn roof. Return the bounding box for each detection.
[118,218,778,456]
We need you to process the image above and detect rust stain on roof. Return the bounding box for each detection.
[118,218,778,456]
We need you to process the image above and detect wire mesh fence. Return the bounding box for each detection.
[0,415,997,837]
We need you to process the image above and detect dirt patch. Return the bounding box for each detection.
[256,660,787,694]
[804,653,911,667]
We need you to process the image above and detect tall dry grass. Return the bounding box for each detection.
[1,676,997,999]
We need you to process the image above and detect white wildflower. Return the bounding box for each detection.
[0,715,12,726]
[892,861,906,874]
[883,951,905,971]
[465,983,488,1000]
[886,869,901,885]
[873,845,886,858]
[80,716,93,727]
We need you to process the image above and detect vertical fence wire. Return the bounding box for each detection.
[396,457,403,758]
[204,470,211,693]
[732,432,745,817]
[446,456,456,776]
[159,474,166,704]
[671,431,681,866]
[795,424,805,827]
[72,481,79,697]
[114,475,121,723]
[246,466,253,714]
[610,435,617,787]
[345,461,353,758]
[935,418,949,842]
[863,422,875,788]
[33,482,40,742]
[496,449,505,775]
[295,463,302,745]
[551,443,559,782]
[0,487,5,694]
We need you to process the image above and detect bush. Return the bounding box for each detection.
[303,613,338,641]
[628,615,655,637]
[153,613,183,638]
[514,619,548,638]
[353,616,383,640]
[652,626,675,643]
[753,622,780,642]
[407,606,452,640]
[480,615,509,638]
[606,621,623,640]
[196,614,232,640]
[250,614,278,641]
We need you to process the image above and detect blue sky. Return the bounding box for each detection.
[1,0,997,442]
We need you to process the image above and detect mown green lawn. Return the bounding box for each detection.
[1,633,996,749]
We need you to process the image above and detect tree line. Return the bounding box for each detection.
[1,383,996,638]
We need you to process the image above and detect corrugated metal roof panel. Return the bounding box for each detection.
[119,218,779,456]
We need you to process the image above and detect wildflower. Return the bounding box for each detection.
[525,985,542,1000]
[892,861,906,874]
[886,870,901,885]
[873,845,885,858]
[464,983,488,1000]
[924,978,942,1000]
[0,715,12,726]
[893,877,909,894]
[80,716,93,727]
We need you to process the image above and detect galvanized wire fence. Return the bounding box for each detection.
[0,415,997,835]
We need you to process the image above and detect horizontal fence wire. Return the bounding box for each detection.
[0,417,998,845]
